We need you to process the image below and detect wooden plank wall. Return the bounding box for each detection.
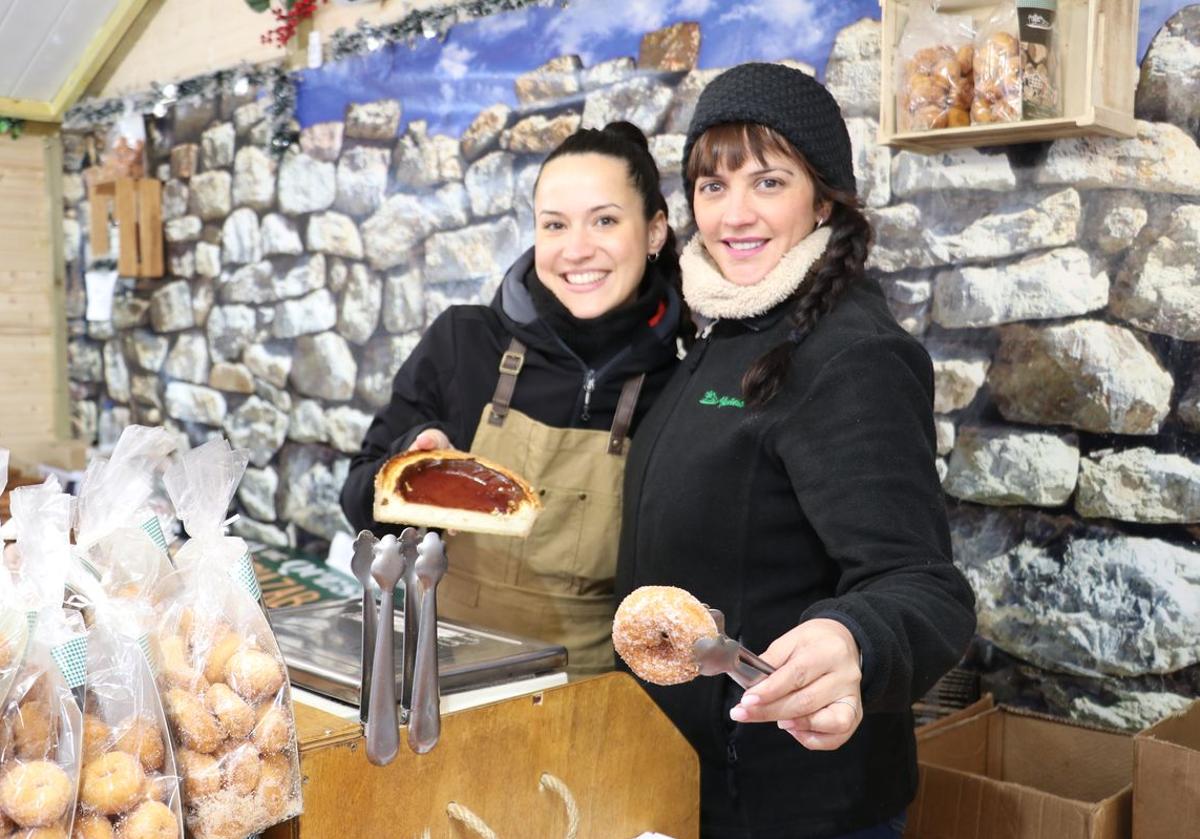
[0,124,69,450]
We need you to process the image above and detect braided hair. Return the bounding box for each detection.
[686,123,872,409]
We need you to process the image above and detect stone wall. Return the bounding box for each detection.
[61,12,1200,728]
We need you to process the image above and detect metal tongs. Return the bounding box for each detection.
[692,607,776,690]
[358,527,448,766]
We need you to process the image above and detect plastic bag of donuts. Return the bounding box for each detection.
[72,425,179,603]
[894,4,975,131]
[150,570,302,839]
[0,639,86,839]
[971,5,1023,124]
[71,594,185,839]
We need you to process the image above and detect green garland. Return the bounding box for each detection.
[328,0,562,62]
[64,64,297,157]
[0,117,24,140]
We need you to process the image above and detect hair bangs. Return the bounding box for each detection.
[686,123,801,184]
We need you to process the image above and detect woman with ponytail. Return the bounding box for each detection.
[615,65,976,838]
[343,121,686,675]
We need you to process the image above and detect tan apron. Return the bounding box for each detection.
[440,338,645,676]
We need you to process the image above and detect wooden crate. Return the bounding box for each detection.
[87,174,164,278]
[879,0,1139,152]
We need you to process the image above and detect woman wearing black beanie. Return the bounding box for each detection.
[616,63,976,838]
[343,121,687,675]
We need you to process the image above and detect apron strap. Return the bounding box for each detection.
[607,373,646,456]
[488,337,527,427]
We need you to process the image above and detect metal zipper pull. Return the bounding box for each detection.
[581,369,596,421]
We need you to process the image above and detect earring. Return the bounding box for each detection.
[815,216,827,229]
[647,251,660,263]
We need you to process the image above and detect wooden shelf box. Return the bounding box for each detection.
[878,0,1139,153]
[87,174,164,278]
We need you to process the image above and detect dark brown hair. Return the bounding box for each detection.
[687,123,872,409]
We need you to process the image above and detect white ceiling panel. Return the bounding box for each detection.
[0,0,119,103]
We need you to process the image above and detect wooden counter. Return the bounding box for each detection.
[264,673,699,839]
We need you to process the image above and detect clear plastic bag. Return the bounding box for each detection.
[895,4,975,131]
[75,611,186,839]
[154,440,302,838]
[1018,0,1060,119]
[972,5,1023,124]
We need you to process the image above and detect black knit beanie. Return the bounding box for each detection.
[682,62,856,200]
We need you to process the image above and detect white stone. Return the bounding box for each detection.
[929,344,990,414]
[326,406,373,454]
[220,260,276,304]
[232,146,275,211]
[933,247,1109,328]
[195,242,221,278]
[277,253,326,300]
[278,151,336,215]
[1035,121,1200,196]
[162,180,189,222]
[1111,204,1200,340]
[425,217,521,284]
[149,281,194,332]
[989,321,1174,435]
[223,396,288,468]
[344,100,401,141]
[460,104,510,162]
[383,268,425,334]
[1077,448,1200,524]
[164,332,210,384]
[206,304,257,362]
[1087,191,1149,255]
[243,342,292,389]
[103,341,130,403]
[582,77,674,136]
[261,213,304,256]
[361,193,431,270]
[394,120,463,188]
[288,399,328,444]
[306,211,364,259]
[165,382,226,425]
[944,426,1080,507]
[465,151,515,218]
[824,19,881,118]
[272,288,338,339]
[188,171,232,220]
[290,332,357,401]
[891,148,1016,198]
[238,466,278,522]
[278,445,353,541]
[165,215,202,244]
[299,121,344,162]
[934,416,955,457]
[335,145,390,216]
[338,264,382,345]
[123,330,169,372]
[357,333,420,408]
[221,207,262,265]
[845,117,890,209]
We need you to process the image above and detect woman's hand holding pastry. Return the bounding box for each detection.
[729,618,863,751]
[408,429,452,452]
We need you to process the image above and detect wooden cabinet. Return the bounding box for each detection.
[879,0,1139,152]
[264,673,700,839]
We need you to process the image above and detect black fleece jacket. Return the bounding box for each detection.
[616,276,976,839]
[341,249,683,535]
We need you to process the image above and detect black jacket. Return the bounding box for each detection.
[341,250,683,534]
[616,277,976,839]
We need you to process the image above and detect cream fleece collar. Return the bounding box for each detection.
[680,227,833,320]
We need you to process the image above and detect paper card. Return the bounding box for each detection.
[84,269,118,321]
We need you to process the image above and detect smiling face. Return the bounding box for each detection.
[534,152,668,319]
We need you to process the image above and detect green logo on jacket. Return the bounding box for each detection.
[699,390,745,409]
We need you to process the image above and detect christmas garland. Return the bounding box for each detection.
[328,0,560,62]
[64,65,298,157]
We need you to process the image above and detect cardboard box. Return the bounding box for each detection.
[905,706,1132,839]
[1133,700,1200,839]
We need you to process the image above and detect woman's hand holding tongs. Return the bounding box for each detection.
[728,618,864,751]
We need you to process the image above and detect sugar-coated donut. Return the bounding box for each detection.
[223,651,283,703]
[200,634,242,688]
[155,637,205,693]
[612,586,719,686]
[71,813,115,839]
[14,825,69,839]
[217,743,260,796]
[0,760,73,827]
[175,750,220,799]
[113,719,164,774]
[82,715,112,762]
[115,800,178,839]
[0,806,14,832]
[162,691,221,755]
[203,685,253,741]
[80,751,145,816]
[141,774,175,805]
[250,705,288,755]
[255,754,292,820]
[12,702,55,759]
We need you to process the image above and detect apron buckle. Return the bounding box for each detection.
[499,350,525,376]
